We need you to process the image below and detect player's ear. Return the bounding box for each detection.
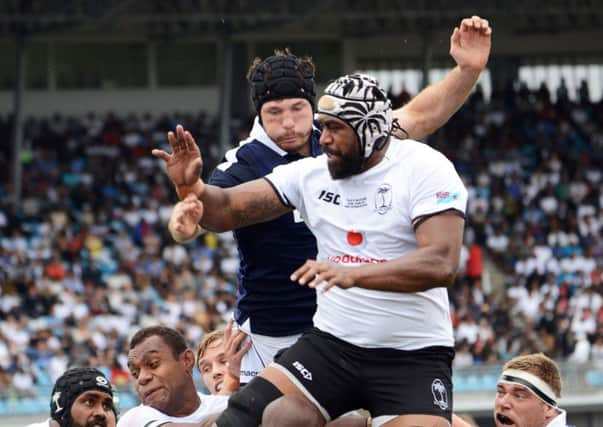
[182,349,196,374]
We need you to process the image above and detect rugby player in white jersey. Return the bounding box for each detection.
[167,73,467,427]
[154,15,491,387]
[118,326,240,427]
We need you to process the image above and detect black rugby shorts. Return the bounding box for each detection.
[273,327,454,422]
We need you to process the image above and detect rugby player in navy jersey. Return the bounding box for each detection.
[154,15,491,387]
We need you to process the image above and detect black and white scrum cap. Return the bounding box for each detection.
[317,73,393,159]
[498,368,559,407]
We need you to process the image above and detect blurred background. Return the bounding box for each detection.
[1,1,603,426]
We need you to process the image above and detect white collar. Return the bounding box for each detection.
[248,116,288,156]
[547,408,567,427]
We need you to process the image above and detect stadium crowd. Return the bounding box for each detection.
[0,78,602,402]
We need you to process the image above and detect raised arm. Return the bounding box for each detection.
[394,15,492,140]
[292,212,464,293]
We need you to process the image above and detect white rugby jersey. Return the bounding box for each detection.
[116,393,227,427]
[265,138,467,350]
[25,421,51,427]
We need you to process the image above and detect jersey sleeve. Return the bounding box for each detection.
[264,161,304,211]
[409,149,468,221]
[209,147,257,188]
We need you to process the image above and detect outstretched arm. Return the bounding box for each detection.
[200,179,291,232]
[157,125,291,234]
[169,180,290,235]
[292,212,464,293]
[393,15,492,140]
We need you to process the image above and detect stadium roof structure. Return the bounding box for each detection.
[1,0,603,41]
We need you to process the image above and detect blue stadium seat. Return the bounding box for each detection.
[586,369,603,386]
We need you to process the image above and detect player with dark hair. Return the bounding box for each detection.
[166,72,467,426]
[155,16,491,386]
[118,325,232,426]
[27,367,117,427]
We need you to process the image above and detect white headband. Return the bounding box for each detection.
[498,369,558,407]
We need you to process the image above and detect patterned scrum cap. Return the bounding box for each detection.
[317,73,393,159]
[50,367,117,426]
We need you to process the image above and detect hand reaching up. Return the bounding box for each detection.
[152,124,205,199]
[450,15,492,73]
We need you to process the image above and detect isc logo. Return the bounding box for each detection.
[318,190,341,205]
[292,361,313,381]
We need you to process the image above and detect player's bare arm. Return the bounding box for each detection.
[156,124,291,232]
[199,179,292,232]
[292,212,464,293]
[393,15,491,140]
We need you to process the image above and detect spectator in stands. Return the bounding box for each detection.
[26,367,117,427]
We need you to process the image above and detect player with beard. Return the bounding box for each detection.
[165,73,467,427]
[26,367,117,427]
[494,353,571,427]
[154,15,491,387]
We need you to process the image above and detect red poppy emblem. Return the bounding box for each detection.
[347,230,363,246]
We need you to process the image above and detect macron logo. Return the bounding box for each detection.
[292,361,313,381]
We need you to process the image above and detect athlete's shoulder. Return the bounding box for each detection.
[390,138,455,167]
[116,404,163,426]
[199,392,229,412]
[277,153,325,176]
[24,421,50,427]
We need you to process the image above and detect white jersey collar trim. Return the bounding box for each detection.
[547,409,567,427]
[249,116,288,156]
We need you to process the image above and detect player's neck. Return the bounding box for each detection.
[359,141,389,174]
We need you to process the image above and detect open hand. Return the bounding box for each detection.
[222,319,251,379]
[450,15,492,73]
[152,124,203,189]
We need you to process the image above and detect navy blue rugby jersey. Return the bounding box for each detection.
[208,120,322,336]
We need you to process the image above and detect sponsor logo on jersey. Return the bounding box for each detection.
[375,183,392,214]
[346,230,363,246]
[343,196,368,208]
[292,361,312,381]
[328,254,386,264]
[431,378,449,410]
[436,191,459,204]
[318,190,341,205]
